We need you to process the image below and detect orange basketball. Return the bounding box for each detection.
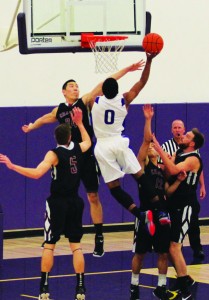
[142,33,164,53]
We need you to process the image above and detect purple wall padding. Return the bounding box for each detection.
[0,108,27,229]
[0,103,208,231]
[0,204,3,276]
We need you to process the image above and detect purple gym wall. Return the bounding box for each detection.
[0,103,208,231]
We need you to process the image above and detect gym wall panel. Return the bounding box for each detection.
[0,108,27,229]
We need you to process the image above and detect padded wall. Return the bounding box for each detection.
[0,103,208,230]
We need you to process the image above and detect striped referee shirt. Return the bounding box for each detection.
[158,138,179,164]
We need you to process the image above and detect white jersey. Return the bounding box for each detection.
[91,94,127,138]
[91,94,141,183]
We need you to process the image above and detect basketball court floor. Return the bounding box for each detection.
[1,228,209,299]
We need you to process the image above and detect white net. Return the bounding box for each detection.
[88,37,127,73]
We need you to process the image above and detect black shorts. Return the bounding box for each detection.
[44,195,84,244]
[81,152,100,193]
[169,205,192,244]
[133,211,170,254]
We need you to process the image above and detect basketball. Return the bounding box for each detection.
[142,33,164,53]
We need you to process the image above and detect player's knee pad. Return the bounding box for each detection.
[110,186,133,209]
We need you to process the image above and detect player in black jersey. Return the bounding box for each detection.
[153,128,204,300]
[159,119,206,260]
[21,58,155,257]
[130,105,171,300]
[0,108,91,300]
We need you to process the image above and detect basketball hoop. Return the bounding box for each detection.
[81,34,128,73]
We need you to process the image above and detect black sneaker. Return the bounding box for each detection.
[181,290,194,300]
[130,284,140,300]
[39,285,51,300]
[153,285,177,300]
[166,289,182,299]
[93,235,104,257]
[153,285,168,299]
[185,275,195,287]
[193,249,205,260]
[75,286,86,300]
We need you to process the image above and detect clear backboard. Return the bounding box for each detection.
[17,0,151,54]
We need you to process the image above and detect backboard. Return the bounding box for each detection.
[17,0,151,54]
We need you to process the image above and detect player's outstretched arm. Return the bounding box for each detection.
[137,104,154,169]
[123,53,157,105]
[70,107,91,152]
[82,60,146,105]
[0,152,57,179]
[152,134,200,175]
[22,107,58,133]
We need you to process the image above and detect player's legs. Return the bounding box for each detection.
[130,253,145,300]
[152,253,170,299]
[107,180,155,235]
[169,206,194,298]
[70,243,85,273]
[188,200,204,259]
[86,192,104,257]
[86,192,103,226]
[169,205,192,276]
[157,253,168,280]
[108,179,139,216]
[170,242,187,276]
[39,195,69,299]
[41,244,55,272]
[65,196,86,299]
[39,244,55,300]
[130,218,150,300]
[95,138,140,215]
[158,252,168,267]
[81,154,104,257]
[70,243,86,300]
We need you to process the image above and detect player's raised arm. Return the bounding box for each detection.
[22,107,58,133]
[82,60,146,105]
[137,104,154,169]
[123,53,157,105]
[152,134,200,175]
[70,107,91,153]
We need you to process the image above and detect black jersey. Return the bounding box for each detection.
[50,142,82,197]
[139,161,166,210]
[168,149,203,208]
[56,99,94,143]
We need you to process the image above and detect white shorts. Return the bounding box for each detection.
[94,136,141,183]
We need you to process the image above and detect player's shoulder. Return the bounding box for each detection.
[56,102,66,110]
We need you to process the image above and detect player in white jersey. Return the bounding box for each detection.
[92,85,139,182]
[92,94,127,139]
[91,72,160,235]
